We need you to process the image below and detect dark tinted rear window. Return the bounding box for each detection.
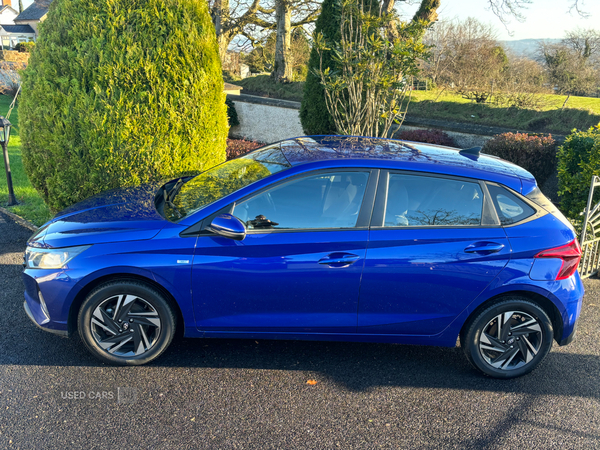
[487,184,535,225]
[526,187,574,230]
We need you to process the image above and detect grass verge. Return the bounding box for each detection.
[235,75,304,102]
[0,95,53,227]
[408,90,600,136]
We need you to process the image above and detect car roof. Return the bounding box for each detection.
[277,136,536,194]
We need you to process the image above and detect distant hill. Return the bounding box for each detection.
[500,39,561,58]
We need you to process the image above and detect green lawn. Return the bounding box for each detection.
[0,96,52,226]
[408,90,600,136]
[235,75,305,102]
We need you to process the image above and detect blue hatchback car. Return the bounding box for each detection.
[23,136,584,378]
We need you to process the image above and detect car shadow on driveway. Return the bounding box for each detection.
[3,323,600,400]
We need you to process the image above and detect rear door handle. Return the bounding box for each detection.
[318,253,360,267]
[464,242,505,255]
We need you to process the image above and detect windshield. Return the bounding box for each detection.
[164,144,291,221]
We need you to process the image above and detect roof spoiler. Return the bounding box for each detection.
[459,146,481,157]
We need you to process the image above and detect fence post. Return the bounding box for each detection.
[580,175,600,244]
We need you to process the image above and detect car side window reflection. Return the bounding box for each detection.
[384,174,483,227]
[233,172,369,230]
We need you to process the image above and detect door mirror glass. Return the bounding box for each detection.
[207,214,246,240]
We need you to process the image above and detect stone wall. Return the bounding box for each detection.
[0,50,29,63]
[228,94,304,143]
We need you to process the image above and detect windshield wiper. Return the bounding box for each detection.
[163,179,185,219]
[165,178,185,203]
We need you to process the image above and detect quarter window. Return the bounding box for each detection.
[487,184,535,225]
[384,174,484,227]
[233,171,370,230]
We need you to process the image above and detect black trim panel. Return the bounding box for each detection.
[24,301,69,337]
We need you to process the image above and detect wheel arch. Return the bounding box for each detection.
[459,290,564,345]
[67,273,185,338]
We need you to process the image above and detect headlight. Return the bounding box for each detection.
[25,245,91,269]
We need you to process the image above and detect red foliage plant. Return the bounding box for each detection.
[226,138,263,160]
[396,129,456,147]
[482,132,556,186]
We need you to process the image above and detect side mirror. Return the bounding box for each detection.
[207,214,246,241]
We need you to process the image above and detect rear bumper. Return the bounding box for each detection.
[558,320,577,346]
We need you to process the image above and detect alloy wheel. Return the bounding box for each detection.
[90,294,162,357]
[478,310,543,371]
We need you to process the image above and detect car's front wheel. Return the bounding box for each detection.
[78,280,176,365]
[461,299,554,378]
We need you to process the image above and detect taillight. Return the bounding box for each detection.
[534,239,582,280]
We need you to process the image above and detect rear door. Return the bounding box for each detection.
[358,171,511,335]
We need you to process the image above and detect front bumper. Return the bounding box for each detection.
[24,300,68,337]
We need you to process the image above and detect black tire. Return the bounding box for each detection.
[461,298,553,379]
[78,280,176,365]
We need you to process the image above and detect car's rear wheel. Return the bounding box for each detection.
[461,299,553,378]
[78,280,175,365]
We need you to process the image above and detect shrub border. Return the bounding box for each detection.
[0,206,39,231]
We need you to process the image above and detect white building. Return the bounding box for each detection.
[0,2,18,25]
[0,24,35,49]
[14,0,51,38]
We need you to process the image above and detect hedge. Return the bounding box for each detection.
[20,0,228,212]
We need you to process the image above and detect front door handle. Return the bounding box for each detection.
[464,242,505,255]
[318,253,360,267]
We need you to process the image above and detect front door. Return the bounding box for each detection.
[192,169,375,333]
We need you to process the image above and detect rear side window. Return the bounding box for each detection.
[487,184,535,225]
[384,174,483,227]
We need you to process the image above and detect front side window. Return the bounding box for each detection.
[165,145,290,221]
[233,171,370,230]
[384,173,483,227]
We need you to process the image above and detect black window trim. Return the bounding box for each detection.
[185,168,380,236]
[370,170,501,229]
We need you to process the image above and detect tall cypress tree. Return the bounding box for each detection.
[20,0,228,212]
[299,0,340,135]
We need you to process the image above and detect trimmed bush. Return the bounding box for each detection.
[482,132,557,187]
[20,0,228,212]
[557,125,600,219]
[226,98,240,127]
[396,129,456,147]
[15,42,35,53]
[299,0,340,135]
[226,139,263,160]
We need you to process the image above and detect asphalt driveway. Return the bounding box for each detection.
[0,209,599,449]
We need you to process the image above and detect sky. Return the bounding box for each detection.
[18,0,600,41]
[399,0,600,40]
